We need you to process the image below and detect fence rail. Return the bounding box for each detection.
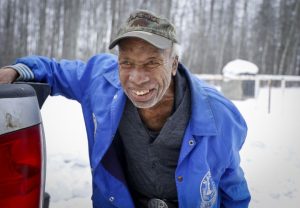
[195,74,300,113]
[196,74,300,81]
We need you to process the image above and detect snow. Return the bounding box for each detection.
[222,59,259,76]
[236,88,300,207]
[41,97,92,207]
[41,87,300,208]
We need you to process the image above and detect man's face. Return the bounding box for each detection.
[118,38,176,109]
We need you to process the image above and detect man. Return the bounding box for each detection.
[0,10,250,208]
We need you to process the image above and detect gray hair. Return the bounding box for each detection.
[170,43,181,60]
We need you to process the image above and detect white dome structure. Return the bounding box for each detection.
[222,59,259,76]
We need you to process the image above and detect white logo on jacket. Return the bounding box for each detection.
[200,171,217,208]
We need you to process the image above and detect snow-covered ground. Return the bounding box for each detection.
[41,87,300,208]
[237,87,300,208]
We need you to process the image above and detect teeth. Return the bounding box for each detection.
[133,89,150,96]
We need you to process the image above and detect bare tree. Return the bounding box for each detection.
[278,0,300,75]
[62,0,81,59]
[0,0,299,75]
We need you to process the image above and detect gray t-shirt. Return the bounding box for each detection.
[118,69,191,207]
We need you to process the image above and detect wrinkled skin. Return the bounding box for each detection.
[118,38,178,131]
[0,67,19,84]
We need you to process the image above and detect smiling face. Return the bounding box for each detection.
[118,38,177,109]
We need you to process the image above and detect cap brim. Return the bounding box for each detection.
[109,31,172,50]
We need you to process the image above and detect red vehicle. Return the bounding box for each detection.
[0,83,50,208]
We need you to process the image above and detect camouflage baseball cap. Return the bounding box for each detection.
[109,10,178,49]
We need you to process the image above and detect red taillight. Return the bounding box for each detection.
[0,124,43,208]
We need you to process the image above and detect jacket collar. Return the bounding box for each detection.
[104,67,121,89]
[103,62,218,136]
[179,63,218,136]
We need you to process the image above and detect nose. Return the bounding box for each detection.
[128,68,150,85]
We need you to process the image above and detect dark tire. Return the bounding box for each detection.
[43,192,50,208]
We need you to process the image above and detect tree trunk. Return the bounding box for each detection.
[62,0,81,59]
[278,0,299,74]
[37,0,47,55]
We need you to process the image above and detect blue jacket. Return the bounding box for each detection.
[15,54,251,208]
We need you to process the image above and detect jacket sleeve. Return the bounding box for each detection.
[14,54,118,102]
[219,131,251,207]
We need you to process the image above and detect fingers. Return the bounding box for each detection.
[0,67,19,84]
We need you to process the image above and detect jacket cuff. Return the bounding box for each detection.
[7,63,34,81]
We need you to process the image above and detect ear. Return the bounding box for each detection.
[172,56,179,76]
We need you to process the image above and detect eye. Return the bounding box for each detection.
[120,61,131,65]
[144,60,161,69]
[119,61,132,69]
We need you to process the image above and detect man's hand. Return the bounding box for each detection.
[0,67,19,84]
